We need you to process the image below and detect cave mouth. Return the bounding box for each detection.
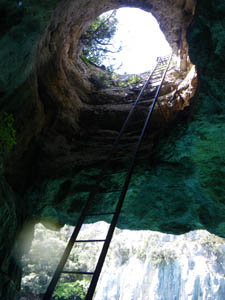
[37,0,196,109]
[31,0,198,180]
[79,7,172,75]
[21,222,225,299]
[14,0,198,238]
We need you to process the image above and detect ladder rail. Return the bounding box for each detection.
[42,213,86,300]
[85,52,173,300]
[42,59,160,300]
[100,60,160,165]
[42,53,172,300]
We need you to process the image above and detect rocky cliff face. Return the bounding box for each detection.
[21,222,225,300]
[94,223,225,300]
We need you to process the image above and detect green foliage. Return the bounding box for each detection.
[127,75,141,85]
[80,10,121,69]
[150,248,177,266]
[116,74,141,87]
[137,248,147,262]
[79,54,90,65]
[21,224,98,298]
[21,222,225,300]
[197,231,224,252]
[116,246,130,265]
[53,280,88,300]
[90,72,143,89]
[0,112,16,152]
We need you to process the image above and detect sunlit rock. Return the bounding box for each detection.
[21,222,225,300]
[1,0,225,298]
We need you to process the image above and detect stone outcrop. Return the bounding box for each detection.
[93,224,225,300]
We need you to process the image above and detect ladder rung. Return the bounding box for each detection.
[156,63,167,67]
[62,271,94,275]
[152,71,162,74]
[151,77,162,81]
[151,78,161,82]
[140,98,154,102]
[85,212,116,216]
[42,54,172,300]
[151,75,162,78]
[151,79,161,82]
[150,82,161,85]
[151,77,162,80]
[75,239,106,243]
[152,75,162,78]
[155,67,166,71]
[138,101,153,106]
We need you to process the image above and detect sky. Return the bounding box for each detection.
[103,8,172,74]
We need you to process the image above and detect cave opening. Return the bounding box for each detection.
[74,6,197,151]
[21,222,225,299]
[76,6,195,101]
[2,0,225,297]
[1,0,205,299]
[79,7,172,75]
[25,2,197,295]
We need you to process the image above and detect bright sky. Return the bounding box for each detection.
[103,8,172,74]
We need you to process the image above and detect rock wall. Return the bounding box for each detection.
[0,177,20,299]
[93,224,225,300]
[1,0,195,188]
[1,0,225,298]
[21,222,225,300]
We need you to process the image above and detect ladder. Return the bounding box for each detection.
[42,53,172,300]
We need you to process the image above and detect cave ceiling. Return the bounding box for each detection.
[2,0,196,185]
[3,0,225,298]
[1,0,225,241]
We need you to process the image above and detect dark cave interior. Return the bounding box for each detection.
[1,0,225,298]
